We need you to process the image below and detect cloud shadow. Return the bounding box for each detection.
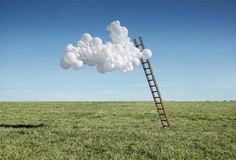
[0,124,44,128]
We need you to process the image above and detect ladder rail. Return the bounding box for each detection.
[134,36,170,128]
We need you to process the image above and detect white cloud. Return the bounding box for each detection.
[60,20,152,73]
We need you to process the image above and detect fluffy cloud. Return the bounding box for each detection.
[60,20,152,73]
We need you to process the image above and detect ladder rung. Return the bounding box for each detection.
[159,114,166,116]
[142,61,148,64]
[150,85,156,87]
[136,44,142,47]
[162,125,169,128]
[157,108,163,111]
[155,102,161,104]
[148,79,154,81]
[162,123,169,125]
[146,73,152,76]
[161,119,168,122]
[154,96,160,99]
[144,67,150,70]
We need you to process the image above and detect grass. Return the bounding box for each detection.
[0,101,235,160]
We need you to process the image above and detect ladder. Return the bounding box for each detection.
[133,37,170,128]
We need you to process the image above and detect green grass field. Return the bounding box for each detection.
[0,101,235,160]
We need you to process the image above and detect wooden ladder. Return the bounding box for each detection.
[133,37,170,128]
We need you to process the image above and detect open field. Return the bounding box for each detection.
[0,101,235,160]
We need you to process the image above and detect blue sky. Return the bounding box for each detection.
[0,0,235,101]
